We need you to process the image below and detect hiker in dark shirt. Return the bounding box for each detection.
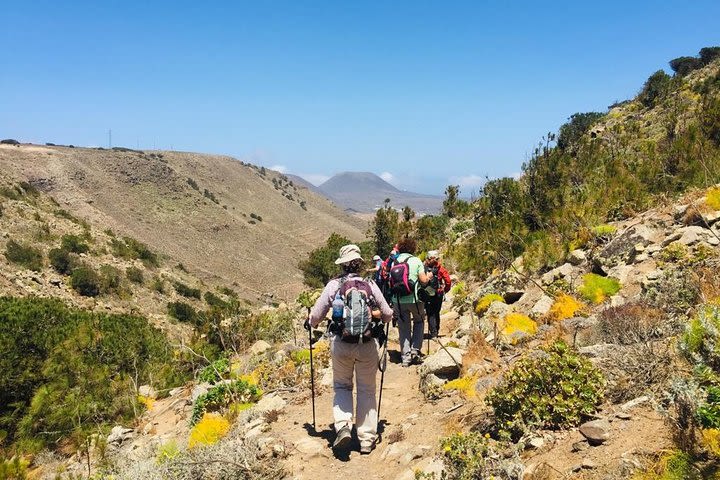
[422,250,452,338]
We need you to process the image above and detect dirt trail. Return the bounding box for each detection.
[270,335,460,480]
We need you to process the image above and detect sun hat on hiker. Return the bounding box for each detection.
[335,244,363,265]
[427,250,439,259]
[372,255,381,261]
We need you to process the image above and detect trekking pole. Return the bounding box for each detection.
[377,321,390,430]
[307,313,316,432]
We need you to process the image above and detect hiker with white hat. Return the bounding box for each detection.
[366,254,384,287]
[422,250,452,338]
[306,244,393,454]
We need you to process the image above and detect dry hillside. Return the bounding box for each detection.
[0,144,366,300]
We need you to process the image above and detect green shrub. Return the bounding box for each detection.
[110,236,159,267]
[190,379,262,425]
[660,241,690,263]
[204,291,228,309]
[99,265,123,295]
[4,240,43,271]
[187,177,199,191]
[221,309,295,351]
[203,189,219,204]
[126,266,144,284]
[167,301,197,324]
[48,248,75,275]
[486,341,605,440]
[578,273,621,303]
[60,234,89,254]
[151,276,165,293]
[70,266,101,297]
[681,305,720,374]
[0,297,185,450]
[198,357,229,384]
[438,432,522,480]
[174,281,201,299]
[591,224,617,238]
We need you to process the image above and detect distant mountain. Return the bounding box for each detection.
[318,172,443,214]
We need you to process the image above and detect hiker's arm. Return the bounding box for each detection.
[370,282,393,323]
[440,267,452,293]
[309,281,336,327]
[417,267,432,285]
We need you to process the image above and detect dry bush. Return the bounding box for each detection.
[644,267,701,315]
[698,263,720,303]
[462,331,499,374]
[114,435,284,480]
[386,426,406,444]
[597,302,671,345]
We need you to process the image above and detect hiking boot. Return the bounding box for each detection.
[333,425,352,450]
[360,442,375,454]
[411,352,422,365]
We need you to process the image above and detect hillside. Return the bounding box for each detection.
[0,145,366,300]
[318,171,444,214]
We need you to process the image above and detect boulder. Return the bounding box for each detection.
[483,300,512,321]
[294,437,326,459]
[107,425,134,445]
[138,385,157,399]
[191,383,211,402]
[419,347,464,378]
[531,295,554,317]
[568,249,587,266]
[250,340,272,355]
[579,419,611,445]
[254,394,287,415]
[599,224,656,267]
[440,310,460,323]
[541,263,576,285]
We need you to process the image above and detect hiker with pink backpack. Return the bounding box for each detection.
[387,237,433,367]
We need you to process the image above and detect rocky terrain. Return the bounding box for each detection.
[31,185,718,479]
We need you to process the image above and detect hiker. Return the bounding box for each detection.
[388,237,432,367]
[379,246,399,302]
[422,250,452,338]
[306,244,393,454]
[366,254,384,286]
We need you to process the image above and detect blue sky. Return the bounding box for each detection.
[2,1,719,195]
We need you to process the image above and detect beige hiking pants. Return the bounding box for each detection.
[330,336,379,446]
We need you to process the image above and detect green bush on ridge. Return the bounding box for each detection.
[0,297,188,451]
[4,240,43,271]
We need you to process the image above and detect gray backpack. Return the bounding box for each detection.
[337,278,375,343]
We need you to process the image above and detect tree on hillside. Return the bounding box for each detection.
[369,202,399,258]
[399,205,415,239]
[639,70,672,108]
[700,47,720,66]
[557,112,605,151]
[669,56,702,77]
[298,233,350,288]
[443,185,460,218]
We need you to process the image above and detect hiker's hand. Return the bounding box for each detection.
[427,271,434,279]
[303,319,312,331]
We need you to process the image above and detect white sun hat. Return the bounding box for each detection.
[335,244,363,265]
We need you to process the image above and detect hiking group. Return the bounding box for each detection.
[305,239,451,455]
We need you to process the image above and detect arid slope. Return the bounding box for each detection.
[0,144,366,300]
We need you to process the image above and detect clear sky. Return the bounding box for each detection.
[2,1,719,195]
